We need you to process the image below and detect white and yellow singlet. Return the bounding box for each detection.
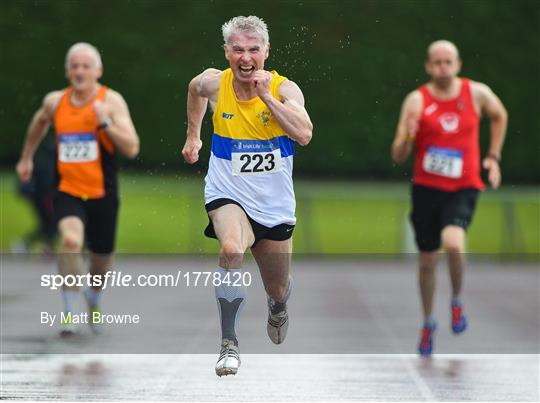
[205,68,296,227]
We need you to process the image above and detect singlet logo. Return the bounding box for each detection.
[222,112,234,120]
[425,103,438,116]
[256,111,271,127]
[439,112,460,133]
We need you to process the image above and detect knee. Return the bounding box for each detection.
[61,232,83,252]
[442,226,465,254]
[220,240,244,268]
[442,238,464,254]
[220,240,244,258]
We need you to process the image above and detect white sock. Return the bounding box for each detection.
[451,296,462,306]
[84,288,101,307]
[424,315,436,328]
[62,289,80,314]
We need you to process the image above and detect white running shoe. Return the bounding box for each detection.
[215,339,241,377]
[267,298,289,344]
[59,313,78,338]
[84,291,102,335]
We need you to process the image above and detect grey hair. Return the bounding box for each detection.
[65,42,102,68]
[427,40,460,61]
[222,16,269,50]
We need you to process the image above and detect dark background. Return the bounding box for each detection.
[1,0,538,182]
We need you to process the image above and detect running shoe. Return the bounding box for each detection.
[59,312,78,337]
[215,339,240,377]
[267,297,289,344]
[418,322,436,356]
[88,305,102,334]
[84,289,102,334]
[451,302,467,334]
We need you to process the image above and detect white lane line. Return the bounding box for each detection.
[151,312,216,395]
[354,286,436,401]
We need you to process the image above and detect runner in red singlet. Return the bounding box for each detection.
[391,40,508,356]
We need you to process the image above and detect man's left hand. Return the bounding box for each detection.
[482,157,501,189]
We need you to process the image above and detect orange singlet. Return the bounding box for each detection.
[53,86,117,199]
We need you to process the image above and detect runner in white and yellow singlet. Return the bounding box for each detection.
[182,16,313,377]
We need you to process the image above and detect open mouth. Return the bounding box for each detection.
[239,66,255,74]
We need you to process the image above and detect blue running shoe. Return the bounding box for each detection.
[451,302,467,334]
[418,322,436,356]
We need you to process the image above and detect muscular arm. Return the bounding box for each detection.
[472,81,508,189]
[96,90,140,159]
[263,80,313,146]
[16,91,62,181]
[182,69,221,164]
[473,82,508,160]
[391,91,422,164]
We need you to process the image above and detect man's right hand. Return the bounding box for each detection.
[405,113,419,141]
[16,158,33,182]
[182,137,202,164]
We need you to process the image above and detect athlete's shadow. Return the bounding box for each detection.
[57,360,108,392]
[416,356,465,379]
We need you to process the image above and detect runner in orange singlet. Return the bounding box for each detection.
[16,42,140,336]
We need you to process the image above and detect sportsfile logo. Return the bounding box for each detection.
[40,271,252,290]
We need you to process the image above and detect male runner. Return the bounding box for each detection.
[391,40,507,355]
[182,16,312,376]
[16,42,140,335]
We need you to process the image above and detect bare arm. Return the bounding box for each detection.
[473,82,508,160]
[255,73,313,146]
[94,90,140,159]
[182,69,221,164]
[16,91,62,181]
[391,91,422,164]
[472,81,508,189]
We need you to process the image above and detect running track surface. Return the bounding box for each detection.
[1,255,538,401]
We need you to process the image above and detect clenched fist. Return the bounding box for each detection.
[182,137,203,164]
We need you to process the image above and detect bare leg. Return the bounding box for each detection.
[252,237,293,344]
[208,204,254,376]
[419,251,438,320]
[442,225,468,333]
[418,250,439,355]
[209,204,254,269]
[441,225,466,298]
[88,253,113,291]
[251,238,292,302]
[57,216,84,333]
[84,252,113,316]
[57,216,84,287]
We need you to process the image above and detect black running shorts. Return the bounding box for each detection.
[410,184,479,252]
[54,191,119,254]
[204,198,295,247]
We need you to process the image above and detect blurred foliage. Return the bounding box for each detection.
[1,0,539,181]
[2,172,538,253]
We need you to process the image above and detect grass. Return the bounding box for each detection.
[1,172,538,255]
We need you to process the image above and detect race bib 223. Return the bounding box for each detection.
[231,139,282,176]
